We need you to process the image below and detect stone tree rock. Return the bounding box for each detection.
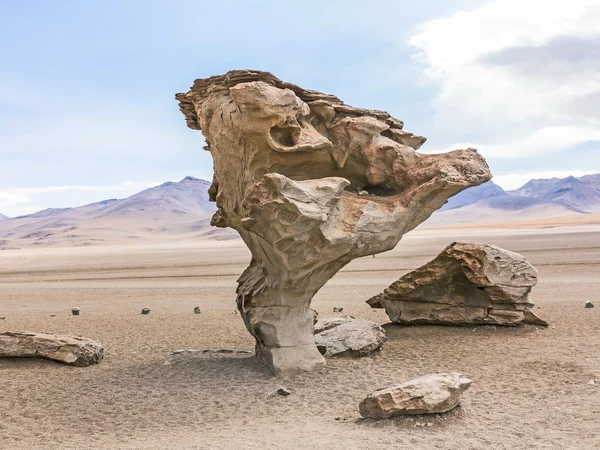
[0,332,104,367]
[368,242,547,326]
[176,70,491,374]
[359,372,472,419]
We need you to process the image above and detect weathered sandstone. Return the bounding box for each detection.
[314,318,386,357]
[368,242,547,326]
[359,372,472,419]
[176,70,491,374]
[0,331,104,366]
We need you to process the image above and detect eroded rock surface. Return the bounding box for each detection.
[0,332,104,366]
[368,242,547,326]
[314,317,386,357]
[359,372,472,419]
[176,70,491,374]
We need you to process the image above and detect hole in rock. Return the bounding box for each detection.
[342,184,401,198]
[270,125,298,147]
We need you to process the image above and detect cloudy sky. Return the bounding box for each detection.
[1,0,599,216]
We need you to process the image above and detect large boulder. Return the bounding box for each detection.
[0,332,104,367]
[359,372,472,419]
[314,318,386,357]
[176,70,491,374]
[368,242,547,326]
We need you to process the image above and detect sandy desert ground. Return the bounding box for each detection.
[1,225,599,449]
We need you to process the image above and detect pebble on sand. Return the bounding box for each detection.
[585,301,594,308]
[194,306,201,314]
[71,308,80,316]
[141,307,151,315]
[266,387,291,397]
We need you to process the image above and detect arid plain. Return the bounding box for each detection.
[1,225,599,449]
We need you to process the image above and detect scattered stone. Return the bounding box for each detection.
[176,69,491,374]
[359,373,472,419]
[427,422,434,427]
[368,242,547,327]
[0,331,104,366]
[588,380,597,385]
[50,314,56,317]
[357,190,369,196]
[333,307,344,313]
[141,307,151,315]
[193,306,202,314]
[0,316,4,320]
[71,307,80,316]
[266,387,291,397]
[314,318,386,357]
[585,301,594,308]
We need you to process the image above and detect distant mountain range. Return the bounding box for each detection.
[430,173,600,227]
[0,177,233,249]
[1,173,599,248]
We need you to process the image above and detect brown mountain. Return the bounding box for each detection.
[428,174,600,228]
[0,177,237,249]
[509,175,600,211]
[3,173,599,247]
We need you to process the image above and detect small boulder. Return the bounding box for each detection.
[314,318,386,357]
[193,306,202,314]
[359,372,472,419]
[71,307,80,316]
[585,301,594,309]
[314,317,354,334]
[141,307,151,315]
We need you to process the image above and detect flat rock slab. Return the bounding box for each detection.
[359,372,472,419]
[0,332,104,367]
[314,318,386,357]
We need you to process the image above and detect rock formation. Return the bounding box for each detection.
[176,70,491,374]
[359,372,472,419]
[368,242,547,326]
[0,332,104,366]
[314,317,386,357]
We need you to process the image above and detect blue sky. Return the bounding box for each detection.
[1,0,599,216]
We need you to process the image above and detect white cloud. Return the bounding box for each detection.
[423,126,600,158]
[409,0,600,159]
[12,181,154,195]
[0,192,30,208]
